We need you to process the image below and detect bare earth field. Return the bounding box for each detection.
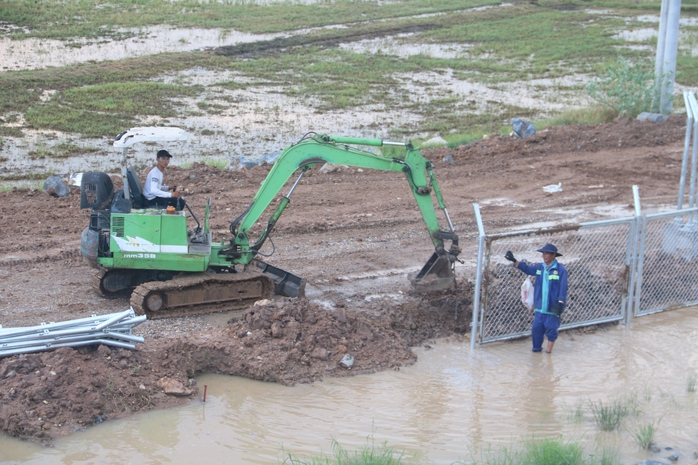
[0,116,687,444]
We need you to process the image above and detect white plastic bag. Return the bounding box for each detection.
[521,277,534,310]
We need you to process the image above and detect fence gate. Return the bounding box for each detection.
[634,208,698,317]
[474,214,636,344]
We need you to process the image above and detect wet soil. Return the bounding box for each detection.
[0,116,688,444]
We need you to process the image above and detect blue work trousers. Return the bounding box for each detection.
[531,312,560,351]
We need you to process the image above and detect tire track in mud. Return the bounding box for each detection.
[214,23,442,57]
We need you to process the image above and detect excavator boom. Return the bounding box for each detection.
[219,133,460,290]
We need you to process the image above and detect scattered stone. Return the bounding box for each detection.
[156,377,194,397]
[42,176,69,198]
[422,136,448,147]
[667,454,678,462]
[339,353,354,368]
[310,347,329,360]
[637,112,668,123]
[443,154,454,165]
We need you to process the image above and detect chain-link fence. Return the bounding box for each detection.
[475,218,635,344]
[634,209,698,316]
[471,200,698,346]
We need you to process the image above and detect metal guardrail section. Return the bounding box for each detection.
[476,218,635,344]
[0,308,146,357]
[634,208,698,317]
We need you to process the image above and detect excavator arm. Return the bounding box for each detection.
[221,133,460,291]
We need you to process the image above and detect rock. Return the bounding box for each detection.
[156,377,193,397]
[511,118,536,138]
[42,176,69,198]
[310,347,329,360]
[339,353,354,368]
[667,454,679,462]
[637,112,668,123]
[270,321,284,338]
[443,154,454,165]
[422,136,448,147]
[635,460,671,465]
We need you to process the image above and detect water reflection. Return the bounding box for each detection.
[2,307,698,464]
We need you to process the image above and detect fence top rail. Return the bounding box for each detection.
[486,216,636,241]
[486,223,581,241]
[645,206,698,220]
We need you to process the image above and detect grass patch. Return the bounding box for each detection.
[589,396,639,432]
[537,106,618,128]
[27,142,99,160]
[182,158,229,170]
[633,420,660,449]
[459,436,600,465]
[0,181,43,191]
[566,399,587,423]
[585,57,658,117]
[0,126,25,138]
[0,0,488,39]
[281,436,408,465]
[25,82,201,137]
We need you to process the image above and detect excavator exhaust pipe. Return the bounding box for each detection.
[410,251,456,292]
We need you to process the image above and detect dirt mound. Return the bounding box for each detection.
[0,291,472,444]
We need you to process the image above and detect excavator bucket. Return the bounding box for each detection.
[251,259,307,298]
[410,252,456,292]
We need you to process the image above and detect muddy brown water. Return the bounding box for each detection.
[2,307,697,464]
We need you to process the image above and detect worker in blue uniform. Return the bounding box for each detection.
[505,243,568,354]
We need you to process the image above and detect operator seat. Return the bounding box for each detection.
[126,167,145,209]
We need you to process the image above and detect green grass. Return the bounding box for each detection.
[0,0,696,152]
[27,142,99,160]
[181,158,229,170]
[281,436,408,465]
[633,420,659,449]
[458,436,606,465]
[0,181,43,192]
[589,396,639,432]
[0,0,493,39]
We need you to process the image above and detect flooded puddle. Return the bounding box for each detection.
[2,306,698,464]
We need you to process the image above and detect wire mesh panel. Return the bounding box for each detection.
[478,219,634,343]
[635,210,698,316]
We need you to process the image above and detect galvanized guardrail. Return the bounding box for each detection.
[0,308,146,357]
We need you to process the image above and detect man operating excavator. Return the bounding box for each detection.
[143,149,185,210]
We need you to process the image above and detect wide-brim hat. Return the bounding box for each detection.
[157,149,172,159]
[537,243,562,257]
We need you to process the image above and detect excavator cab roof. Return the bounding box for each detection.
[113,127,190,149]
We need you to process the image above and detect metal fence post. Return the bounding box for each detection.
[471,203,486,349]
[626,186,642,324]
[678,92,694,210]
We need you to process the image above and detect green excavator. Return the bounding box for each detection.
[78,128,461,319]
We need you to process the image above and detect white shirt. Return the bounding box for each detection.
[143,166,171,200]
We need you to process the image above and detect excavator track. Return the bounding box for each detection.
[92,268,134,298]
[130,271,274,319]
